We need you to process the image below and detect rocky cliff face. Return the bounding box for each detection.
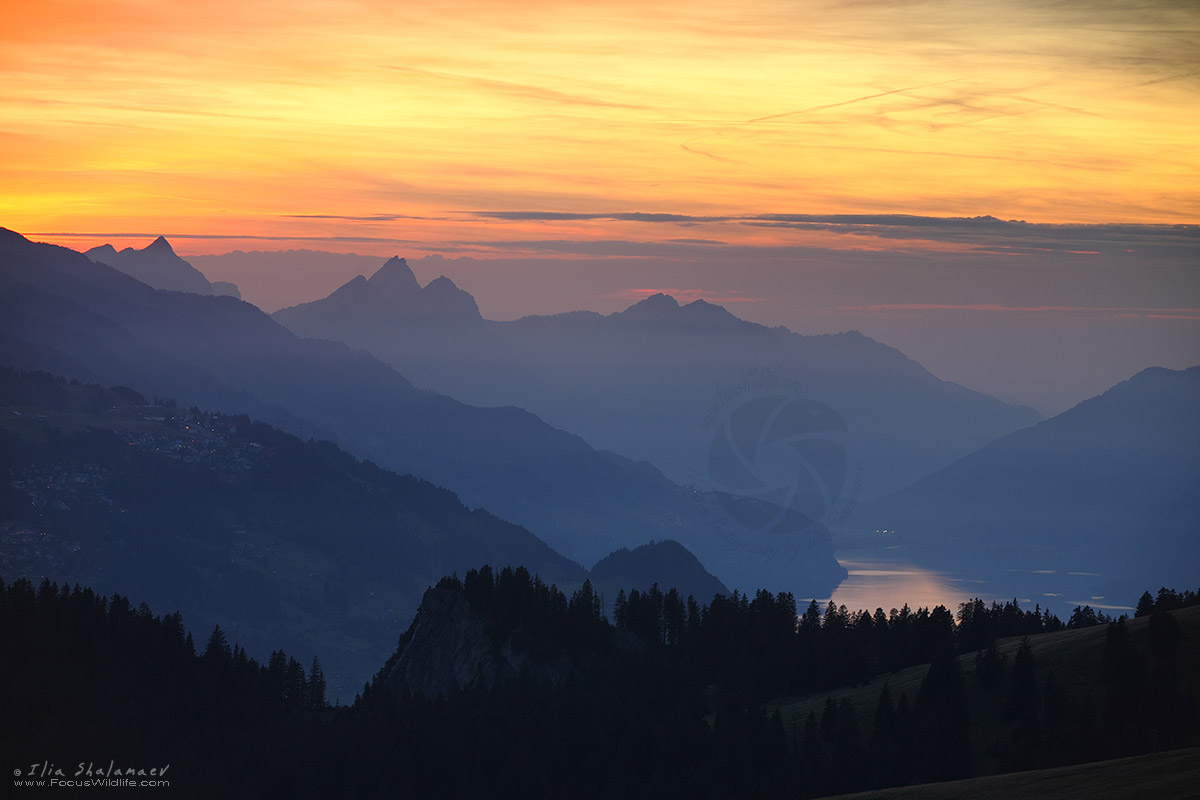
[385,588,495,698]
[384,586,573,699]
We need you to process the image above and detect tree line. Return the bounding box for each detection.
[3,569,1196,799]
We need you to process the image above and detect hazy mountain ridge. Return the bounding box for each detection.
[486,293,1043,499]
[87,235,240,298]
[189,248,387,312]
[272,259,1041,500]
[0,367,587,690]
[275,256,481,324]
[0,229,846,599]
[273,256,517,397]
[863,365,1200,594]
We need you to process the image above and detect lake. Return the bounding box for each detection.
[817,547,1135,618]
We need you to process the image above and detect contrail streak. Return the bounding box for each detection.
[746,79,963,123]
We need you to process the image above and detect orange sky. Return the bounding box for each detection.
[3,0,1199,255]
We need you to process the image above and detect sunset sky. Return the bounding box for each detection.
[5,0,1198,251]
[3,0,1198,411]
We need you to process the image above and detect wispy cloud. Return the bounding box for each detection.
[378,65,647,110]
[1128,69,1200,88]
[282,213,448,222]
[41,210,1198,265]
[471,211,729,223]
[6,0,1199,240]
[839,303,1200,319]
[29,231,451,247]
[463,211,1200,253]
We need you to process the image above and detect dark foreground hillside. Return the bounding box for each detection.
[3,567,1197,798]
[768,601,1200,794]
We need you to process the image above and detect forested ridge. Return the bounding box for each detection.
[3,571,1196,798]
[0,366,584,693]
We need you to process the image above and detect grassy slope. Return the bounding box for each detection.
[767,606,1200,776]
[825,745,1200,800]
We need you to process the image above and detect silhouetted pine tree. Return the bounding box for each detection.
[868,683,898,788]
[1002,638,1042,770]
[308,656,326,709]
[912,644,972,782]
[974,640,1007,687]
[1135,591,1156,618]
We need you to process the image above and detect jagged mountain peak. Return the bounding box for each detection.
[421,275,481,318]
[82,236,211,294]
[637,292,679,308]
[425,274,460,291]
[616,292,681,319]
[145,235,175,254]
[680,298,739,322]
[85,243,120,262]
[369,255,421,297]
[614,293,749,331]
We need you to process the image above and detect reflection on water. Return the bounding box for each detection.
[816,549,1134,617]
[819,557,972,613]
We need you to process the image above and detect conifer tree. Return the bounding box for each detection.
[203,625,231,664]
[309,656,327,709]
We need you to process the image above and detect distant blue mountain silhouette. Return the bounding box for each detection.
[274,261,1041,501]
[0,228,845,598]
[863,365,1200,595]
[87,236,238,297]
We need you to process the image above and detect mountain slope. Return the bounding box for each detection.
[0,228,846,598]
[0,367,586,690]
[862,366,1200,593]
[590,539,729,612]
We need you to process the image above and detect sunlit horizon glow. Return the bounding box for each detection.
[3,0,1199,256]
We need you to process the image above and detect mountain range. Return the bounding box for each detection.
[273,256,517,394]
[0,367,741,692]
[0,228,846,600]
[269,252,1198,605]
[87,236,241,298]
[2,229,1195,800]
[273,256,1042,500]
[5,229,1195,613]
